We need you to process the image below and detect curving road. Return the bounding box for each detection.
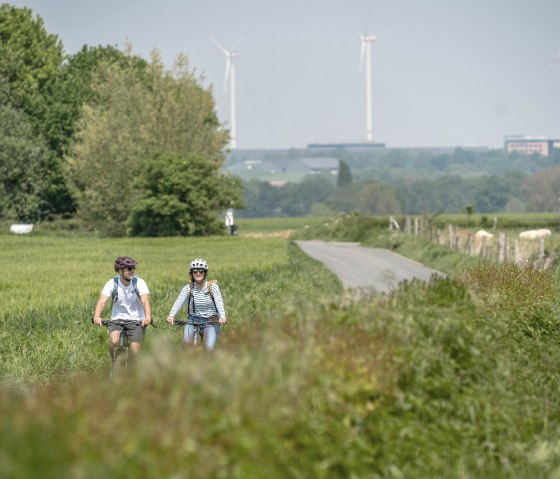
[295,240,444,294]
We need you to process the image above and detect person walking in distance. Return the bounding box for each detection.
[166,258,227,351]
[225,208,235,236]
[93,256,152,363]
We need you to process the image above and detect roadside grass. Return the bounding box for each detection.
[3,259,560,477]
[4,216,560,476]
[235,216,328,234]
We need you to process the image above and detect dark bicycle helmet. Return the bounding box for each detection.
[114,256,137,272]
[189,258,209,272]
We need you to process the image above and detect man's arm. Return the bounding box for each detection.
[93,295,109,325]
[141,293,152,327]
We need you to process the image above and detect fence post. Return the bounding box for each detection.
[497,232,506,262]
[467,233,473,256]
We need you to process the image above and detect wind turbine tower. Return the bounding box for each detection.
[359,32,377,142]
[211,36,244,149]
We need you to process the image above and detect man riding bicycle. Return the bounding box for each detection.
[93,256,152,363]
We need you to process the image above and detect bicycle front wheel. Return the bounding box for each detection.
[110,347,128,379]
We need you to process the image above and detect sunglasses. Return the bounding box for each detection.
[125,266,136,272]
[191,269,206,274]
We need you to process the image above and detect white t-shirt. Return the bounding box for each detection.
[101,276,150,322]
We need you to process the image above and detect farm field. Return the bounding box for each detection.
[3,216,560,477]
[1,232,340,384]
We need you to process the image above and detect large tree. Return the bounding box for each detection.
[67,49,233,236]
[48,44,143,158]
[0,105,61,221]
[0,5,63,150]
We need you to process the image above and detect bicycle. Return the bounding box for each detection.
[170,318,221,348]
[96,319,137,379]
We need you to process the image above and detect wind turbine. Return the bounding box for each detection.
[359,31,377,142]
[211,36,244,149]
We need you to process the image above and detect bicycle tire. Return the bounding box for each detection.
[110,330,129,379]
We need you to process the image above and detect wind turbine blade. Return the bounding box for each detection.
[210,36,229,56]
[230,34,246,53]
[359,32,365,71]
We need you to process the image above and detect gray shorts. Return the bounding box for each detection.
[108,321,145,344]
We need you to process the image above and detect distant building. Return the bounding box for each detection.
[504,135,560,157]
[300,157,339,175]
[307,141,386,150]
[227,156,338,182]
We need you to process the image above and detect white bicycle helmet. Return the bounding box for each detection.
[189,258,209,272]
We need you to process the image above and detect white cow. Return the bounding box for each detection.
[474,229,494,240]
[474,229,494,255]
[519,228,551,240]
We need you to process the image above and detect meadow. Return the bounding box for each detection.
[3,216,560,477]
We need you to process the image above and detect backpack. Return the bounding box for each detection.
[188,280,218,315]
[111,276,141,304]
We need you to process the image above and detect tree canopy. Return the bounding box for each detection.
[0,105,60,221]
[67,49,238,236]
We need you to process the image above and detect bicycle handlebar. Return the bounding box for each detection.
[170,319,221,327]
[91,318,156,328]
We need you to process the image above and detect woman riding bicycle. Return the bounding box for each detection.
[166,258,227,351]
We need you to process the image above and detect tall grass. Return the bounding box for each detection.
[0,235,340,384]
[3,222,560,477]
[3,264,560,477]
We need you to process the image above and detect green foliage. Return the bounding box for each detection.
[67,49,229,236]
[522,165,560,212]
[0,5,63,145]
[296,212,386,242]
[3,234,560,476]
[0,105,64,221]
[241,176,335,217]
[0,5,75,219]
[459,262,555,325]
[336,159,352,187]
[232,148,554,217]
[129,152,243,236]
[51,44,145,157]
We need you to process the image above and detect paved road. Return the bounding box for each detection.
[295,240,444,294]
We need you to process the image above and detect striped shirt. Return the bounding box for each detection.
[168,281,226,320]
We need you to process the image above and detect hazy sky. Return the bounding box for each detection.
[8,0,560,149]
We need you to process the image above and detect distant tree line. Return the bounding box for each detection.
[238,158,560,218]
[0,5,242,236]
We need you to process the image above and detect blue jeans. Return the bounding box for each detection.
[184,315,220,351]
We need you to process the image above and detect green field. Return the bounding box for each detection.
[3,218,560,477]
